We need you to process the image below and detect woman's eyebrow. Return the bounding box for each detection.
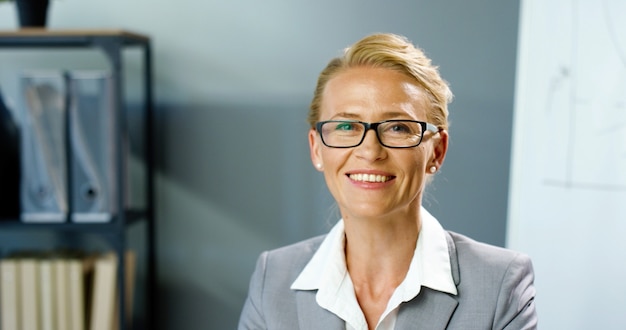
[330,112,361,120]
[381,111,414,118]
[329,111,416,120]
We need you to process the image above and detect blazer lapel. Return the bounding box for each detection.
[295,290,344,330]
[395,287,459,329]
[395,231,461,329]
[293,232,462,330]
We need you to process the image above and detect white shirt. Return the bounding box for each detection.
[291,207,457,330]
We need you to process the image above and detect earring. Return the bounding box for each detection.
[429,166,437,173]
[316,163,323,169]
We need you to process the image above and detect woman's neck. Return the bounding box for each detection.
[343,212,421,329]
[343,211,421,282]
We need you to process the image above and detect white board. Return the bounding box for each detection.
[508,1,626,328]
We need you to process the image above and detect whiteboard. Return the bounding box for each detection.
[508,0,626,329]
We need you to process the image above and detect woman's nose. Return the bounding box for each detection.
[355,130,386,161]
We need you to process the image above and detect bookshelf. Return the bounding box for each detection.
[0,29,155,330]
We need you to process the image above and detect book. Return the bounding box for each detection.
[89,252,118,330]
[68,257,85,330]
[3,250,135,330]
[113,250,137,330]
[0,258,21,330]
[53,257,70,330]
[68,253,96,330]
[19,257,40,330]
[39,258,56,330]
[123,250,136,326]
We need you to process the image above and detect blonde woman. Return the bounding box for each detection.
[239,33,537,330]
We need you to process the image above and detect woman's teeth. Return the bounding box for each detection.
[349,173,391,183]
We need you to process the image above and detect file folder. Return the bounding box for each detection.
[0,88,20,219]
[20,72,68,222]
[68,71,117,222]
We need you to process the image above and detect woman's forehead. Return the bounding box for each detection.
[320,67,430,120]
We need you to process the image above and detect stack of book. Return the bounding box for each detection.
[0,250,135,330]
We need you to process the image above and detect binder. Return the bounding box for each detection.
[0,87,21,219]
[19,72,68,222]
[68,72,117,223]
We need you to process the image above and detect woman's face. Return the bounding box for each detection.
[309,66,448,221]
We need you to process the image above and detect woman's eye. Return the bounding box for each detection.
[335,122,355,131]
[389,124,410,133]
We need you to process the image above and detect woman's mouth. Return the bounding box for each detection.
[348,173,393,183]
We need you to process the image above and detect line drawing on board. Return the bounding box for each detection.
[543,0,626,191]
[508,1,626,327]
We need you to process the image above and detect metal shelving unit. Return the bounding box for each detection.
[0,29,155,330]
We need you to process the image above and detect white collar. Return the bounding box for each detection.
[290,207,457,328]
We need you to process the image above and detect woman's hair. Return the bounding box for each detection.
[308,33,453,130]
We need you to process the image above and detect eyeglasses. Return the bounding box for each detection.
[315,120,439,148]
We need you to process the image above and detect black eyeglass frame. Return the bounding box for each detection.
[315,119,440,149]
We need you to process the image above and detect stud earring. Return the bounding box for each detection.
[316,163,323,169]
[429,166,437,173]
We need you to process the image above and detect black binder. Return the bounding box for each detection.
[0,88,20,219]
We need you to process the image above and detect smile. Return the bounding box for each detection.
[348,173,393,183]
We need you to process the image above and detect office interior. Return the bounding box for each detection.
[2,1,624,329]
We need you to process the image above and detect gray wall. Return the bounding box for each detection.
[0,1,520,329]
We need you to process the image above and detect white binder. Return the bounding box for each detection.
[68,71,117,223]
[20,72,68,222]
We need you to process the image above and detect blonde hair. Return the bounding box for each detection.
[308,33,453,130]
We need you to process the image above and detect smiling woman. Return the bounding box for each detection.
[238,33,537,330]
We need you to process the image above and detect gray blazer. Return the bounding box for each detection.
[239,231,537,329]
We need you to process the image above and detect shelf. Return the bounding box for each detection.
[0,209,149,231]
[0,29,155,330]
[0,29,149,48]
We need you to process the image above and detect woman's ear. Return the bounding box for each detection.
[431,129,449,170]
[309,128,323,171]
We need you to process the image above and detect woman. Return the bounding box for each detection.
[239,33,537,330]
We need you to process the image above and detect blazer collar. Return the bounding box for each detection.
[395,232,460,328]
[446,231,461,286]
[295,290,344,330]
[294,231,461,329]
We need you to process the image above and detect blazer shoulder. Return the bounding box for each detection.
[239,235,327,329]
[268,235,325,260]
[444,231,537,328]
[261,235,326,278]
[447,230,531,267]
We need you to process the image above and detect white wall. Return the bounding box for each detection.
[0,1,521,328]
[508,0,626,329]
